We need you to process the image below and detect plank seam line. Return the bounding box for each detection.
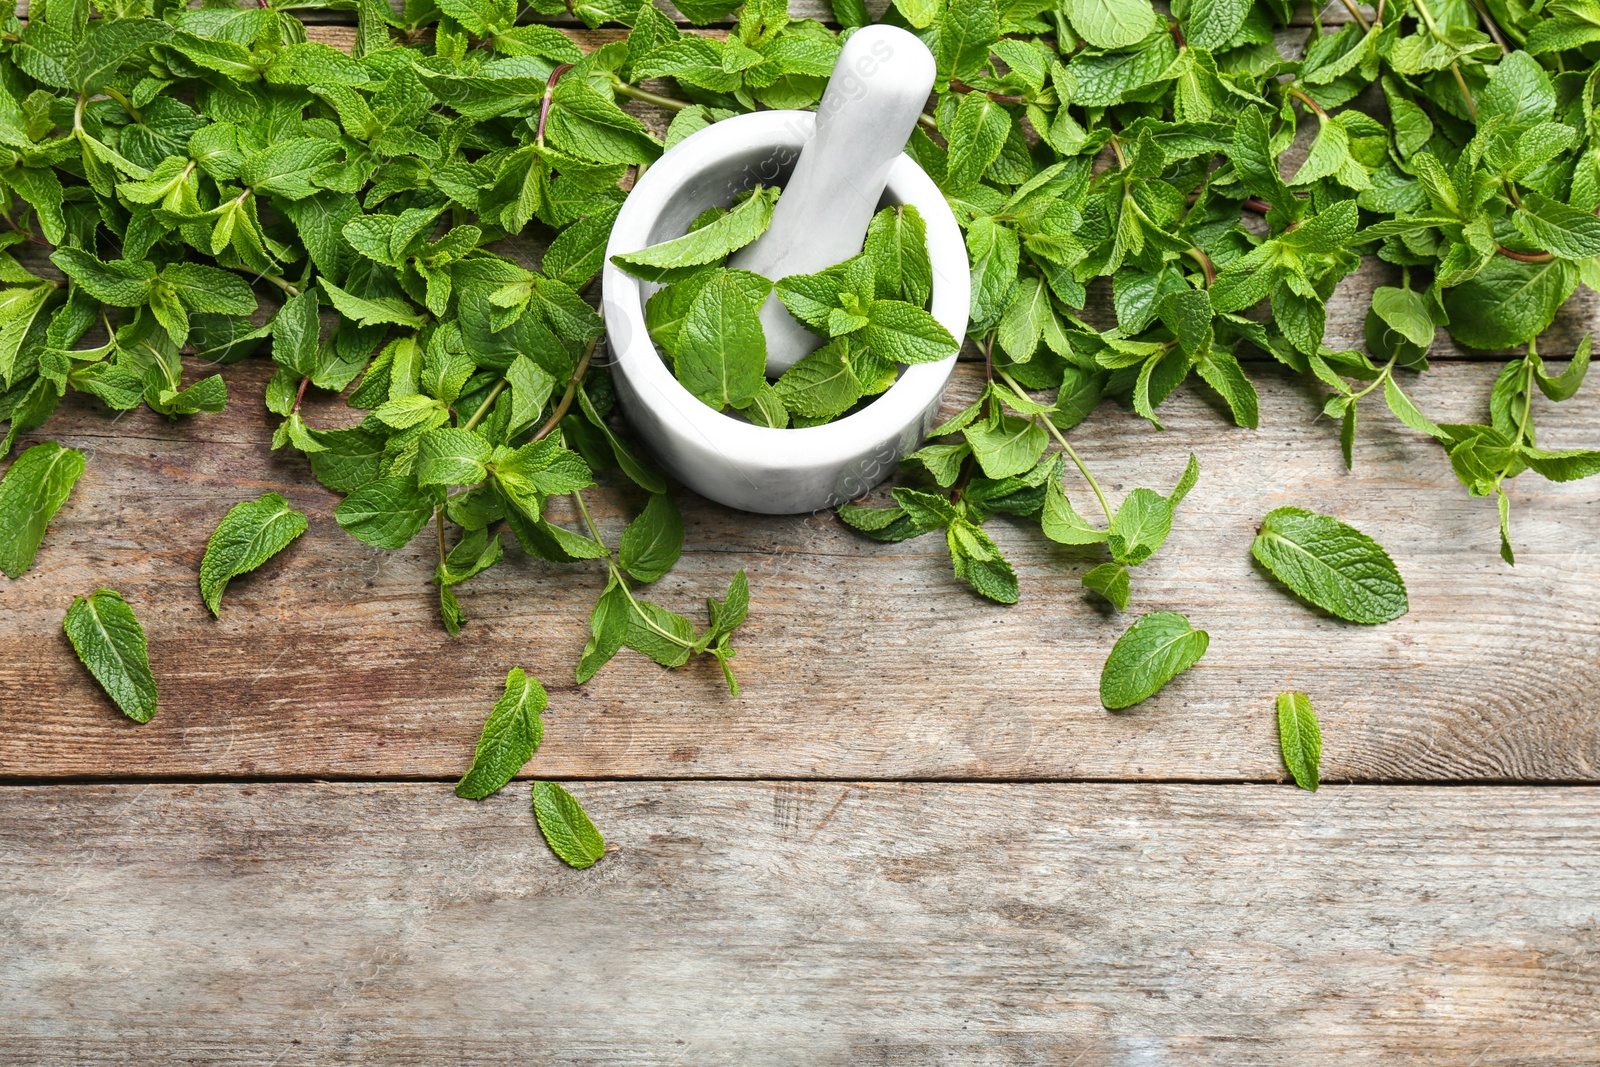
[1,774,1596,788]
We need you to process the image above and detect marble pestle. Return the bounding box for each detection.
[727,25,938,376]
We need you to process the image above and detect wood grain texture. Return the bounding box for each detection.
[4,360,1599,783]
[3,14,1597,785]
[2,11,1593,1063]
[1,781,1597,1066]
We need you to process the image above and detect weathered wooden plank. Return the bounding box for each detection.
[3,359,1599,782]
[0,781,1595,1065]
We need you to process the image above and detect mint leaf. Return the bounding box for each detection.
[1276,690,1322,791]
[1100,611,1209,710]
[945,93,1010,191]
[1531,334,1590,402]
[864,205,932,306]
[623,596,696,667]
[199,493,308,616]
[964,413,1047,479]
[0,441,85,578]
[62,588,158,724]
[320,279,427,328]
[577,577,630,684]
[1195,348,1259,428]
[1369,285,1437,351]
[335,476,436,550]
[68,18,173,94]
[676,270,768,410]
[532,781,606,869]
[619,492,684,583]
[1068,0,1160,50]
[1251,507,1408,624]
[0,284,54,387]
[1186,0,1251,51]
[947,517,1018,603]
[1443,258,1577,351]
[1383,376,1447,441]
[50,248,155,306]
[996,276,1054,362]
[1107,488,1172,566]
[1082,560,1131,611]
[936,0,999,84]
[161,263,256,316]
[1514,190,1600,259]
[455,667,547,800]
[773,337,865,421]
[1042,478,1107,545]
[417,428,494,487]
[863,300,959,364]
[611,186,779,276]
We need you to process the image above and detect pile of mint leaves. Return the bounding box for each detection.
[2,0,1599,860]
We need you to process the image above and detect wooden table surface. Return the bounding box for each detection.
[4,4,1600,1064]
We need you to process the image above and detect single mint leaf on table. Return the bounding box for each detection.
[62,589,159,724]
[1100,611,1209,710]
[1251,507,1409,624]
[533,780,607,869]
[456,668,548,801]
[199,492,309,617]
[0,442,87,579]
[1276,691,1322,792]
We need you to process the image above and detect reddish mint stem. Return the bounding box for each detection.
[537,64,574,144]
[1497,245,1556,263]
[949,80,1027,106]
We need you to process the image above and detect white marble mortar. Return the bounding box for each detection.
[601,110,970,515]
